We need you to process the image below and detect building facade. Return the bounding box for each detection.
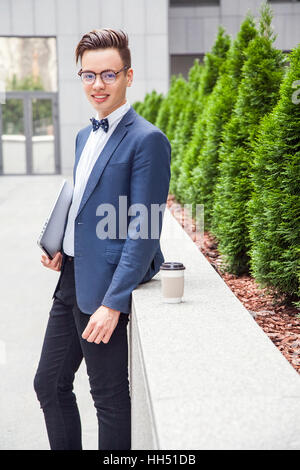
[0,0,299,175]
[169,0,300,77]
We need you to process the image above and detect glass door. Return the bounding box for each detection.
[0,91,60,175]
[0,36,59,175]
[1,97,26,174]
[32,97,55,174]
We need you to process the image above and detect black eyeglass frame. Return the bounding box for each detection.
[78,65,130,83]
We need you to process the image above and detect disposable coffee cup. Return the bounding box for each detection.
[160,262,185,303]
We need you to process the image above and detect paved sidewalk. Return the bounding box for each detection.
[0,175,97,450]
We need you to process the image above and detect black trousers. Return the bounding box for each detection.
[33,254,131,450]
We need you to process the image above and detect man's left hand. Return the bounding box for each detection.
[82,305,121,344]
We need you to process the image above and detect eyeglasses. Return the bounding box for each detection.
[78,65,130,84]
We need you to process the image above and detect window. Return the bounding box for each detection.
[268,0,300,3]
[0,37,60,175]
[170,0,220,6]
[170,54,204,80]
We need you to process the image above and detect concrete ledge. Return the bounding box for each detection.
[129,209,300,450]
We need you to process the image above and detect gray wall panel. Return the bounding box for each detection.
[169,17,187,54]
[130,34,146,80]
[187,18,204,54]
[146,0,168,35]
[145,34,168,81]
[170,0,300,56]
[11,0,34,35]
[78,0,101,34]
[99,0,124,29]
[56,0,79,36]
[34,0,56,35]
[123,0,146,35]
[0,0,12,34]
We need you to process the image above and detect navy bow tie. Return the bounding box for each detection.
[90,117,109,133]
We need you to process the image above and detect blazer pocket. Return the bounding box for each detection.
[105,248,123,265]
[106,162,130,167]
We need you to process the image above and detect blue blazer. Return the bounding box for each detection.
[53,106,171,315]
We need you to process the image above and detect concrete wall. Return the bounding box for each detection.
[2,135,55,173]
[169,0,300,55]
[0,0,169,174]
[130,208,300,450]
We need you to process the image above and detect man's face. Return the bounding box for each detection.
[80,48,133,118]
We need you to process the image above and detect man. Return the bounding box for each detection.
[33,29,171,450]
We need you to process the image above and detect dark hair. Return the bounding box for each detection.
[75,28,131,71]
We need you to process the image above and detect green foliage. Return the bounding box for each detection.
[258,0,276,42]
[132,100,144,115]
[211,3,286,275]
[133,90,164,124]
[131,2,299,299]
[166,78,190,143]
[191,14,258,227]
[2,98,24,135]
[175,26,231,204]
[6,73,44,91]
[169,59,203,196]
[2,73,52,135]
[155,74,188,138]
[248,44,300,299]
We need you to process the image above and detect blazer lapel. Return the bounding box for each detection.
[73,127,90,184]
[76,106,136,218]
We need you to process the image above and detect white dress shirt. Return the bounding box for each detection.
[63,99,131,256]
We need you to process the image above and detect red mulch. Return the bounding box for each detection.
[167,195,300,374]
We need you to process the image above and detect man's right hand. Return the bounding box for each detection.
[41,251,62,271]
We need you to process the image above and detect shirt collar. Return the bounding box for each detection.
[96,99,130,129]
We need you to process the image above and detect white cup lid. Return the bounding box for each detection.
[160,262,185,271]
